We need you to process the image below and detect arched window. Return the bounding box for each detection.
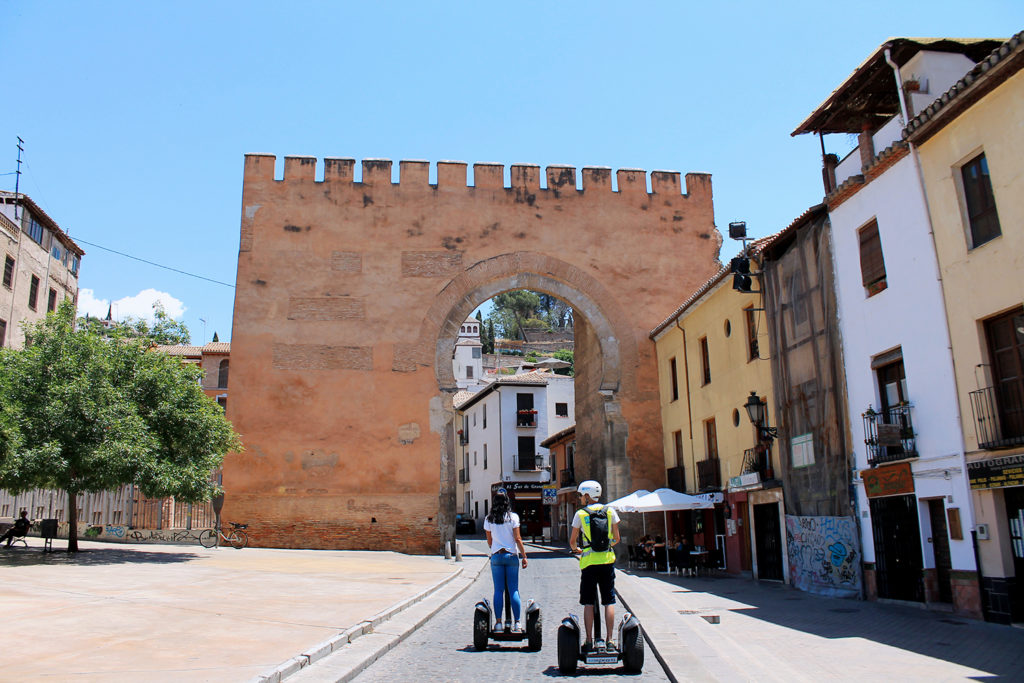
[218,359,229,388]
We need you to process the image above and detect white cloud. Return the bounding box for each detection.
[77,288,186,323]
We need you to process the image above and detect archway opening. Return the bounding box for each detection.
[426,260,637,551]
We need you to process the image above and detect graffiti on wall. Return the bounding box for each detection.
[785,515,861,599]
[52,525,209,545]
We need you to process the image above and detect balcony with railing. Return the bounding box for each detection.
[516,410,538,428]
[970,384,1024,450]
[458,431,469,446]
[560,467,576,487]
[458,468,469,484]
[666,465,685,492]
[515,454,543,471]
[742,447,769,478]
[697,458,721,491]
[863,403,917,466]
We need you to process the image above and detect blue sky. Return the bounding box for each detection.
[1,2,1020,342]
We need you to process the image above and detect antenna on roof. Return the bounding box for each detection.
[14,137,24,221]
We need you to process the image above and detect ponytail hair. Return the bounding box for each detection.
[487,490,512,525]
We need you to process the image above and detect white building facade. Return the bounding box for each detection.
[456,371,575,539]
[452,315,484,390]
[794,39,999,616]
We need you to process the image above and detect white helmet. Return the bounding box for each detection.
[577,480,602,501]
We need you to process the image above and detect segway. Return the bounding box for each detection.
[473,587,542,651]
[556,595,644,673]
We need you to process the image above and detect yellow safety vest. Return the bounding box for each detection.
[578,504,615,569]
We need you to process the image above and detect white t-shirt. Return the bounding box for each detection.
[572,504,620,536]
[484,512,521,556]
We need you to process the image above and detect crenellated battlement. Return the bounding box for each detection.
[243,154,711,198]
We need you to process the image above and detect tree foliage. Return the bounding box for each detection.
[485,290,573,341]
[78,301,192,345]
[0,302,241,551]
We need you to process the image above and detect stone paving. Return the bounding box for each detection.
[5,535,1024,682]
[344,542,669,683]
[1,537,460,682]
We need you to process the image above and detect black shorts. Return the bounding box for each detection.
[579,563,616,606]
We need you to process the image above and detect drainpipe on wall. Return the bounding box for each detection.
[884,47,910,126]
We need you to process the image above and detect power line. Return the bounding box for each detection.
[72,237,235,288]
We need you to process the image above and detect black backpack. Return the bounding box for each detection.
[583,505,611,552]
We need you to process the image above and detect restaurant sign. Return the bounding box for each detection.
[968,454,1024,490]
[861,462,914,498]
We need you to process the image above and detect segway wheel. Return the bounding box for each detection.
[527,609,542,651]
[473,609,490,651]
[621,620,645,673]
[557,624,579,674]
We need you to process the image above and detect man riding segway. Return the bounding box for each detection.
[558,479,644,673]
[569,480,620,652]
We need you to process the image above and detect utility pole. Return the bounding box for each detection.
[14,136,24,220]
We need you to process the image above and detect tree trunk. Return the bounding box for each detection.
[66,489,79,552]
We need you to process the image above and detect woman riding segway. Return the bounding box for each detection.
[483,489,528,633]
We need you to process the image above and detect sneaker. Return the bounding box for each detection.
[513,620,523,633]
[582,641,593,654]
[595,638,606,652]
[494,621,502,632]
[606,640,617,652]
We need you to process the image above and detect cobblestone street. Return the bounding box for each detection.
[353,542,668,682]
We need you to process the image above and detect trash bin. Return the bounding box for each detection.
[40,518,58,552]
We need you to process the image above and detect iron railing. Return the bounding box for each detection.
[863,403,917,466]
[742,448,768,477]
[458,469,469,484]
[560,468,575,487]
[697,458,721,491]
[969,384,1024,450]
[516,411,537,428]
[666,465,685,492]
[516,454,542,471]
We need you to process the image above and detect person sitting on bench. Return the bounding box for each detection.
[1,511,32,547]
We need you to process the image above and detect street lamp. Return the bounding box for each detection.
[744,391,777,480]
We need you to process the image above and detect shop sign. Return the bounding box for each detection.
[542,486,558,505]
[968,453,1024,490]
[861,462,914,498]
[492,481,541,493]
[728,473,761,491]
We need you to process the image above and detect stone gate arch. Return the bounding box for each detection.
[224,155,720,553]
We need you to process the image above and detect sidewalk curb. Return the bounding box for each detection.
[251,555,489,683]
[615,579,678,683]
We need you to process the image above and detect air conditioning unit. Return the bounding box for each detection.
[976,523,990,540]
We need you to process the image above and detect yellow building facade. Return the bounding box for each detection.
[651,262,775,577]
[907,33,1024,623]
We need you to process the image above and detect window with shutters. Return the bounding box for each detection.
[0,319,6,348]
[858,220,887,297]
[961,153,1001,249]
[669,357,679,401]
[47,288,57,312]
[745,307,759,361]
[699,337,711,386]
[28,275,39,310]
[2,256,13,289]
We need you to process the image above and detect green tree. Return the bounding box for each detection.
[0,302,241,552]
[78,301,192,345]
[483,320,495,354]
[488,290,542,340]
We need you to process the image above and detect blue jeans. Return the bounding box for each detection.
[490,552,521,621]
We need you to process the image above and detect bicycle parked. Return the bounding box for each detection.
[199,522,248,549]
